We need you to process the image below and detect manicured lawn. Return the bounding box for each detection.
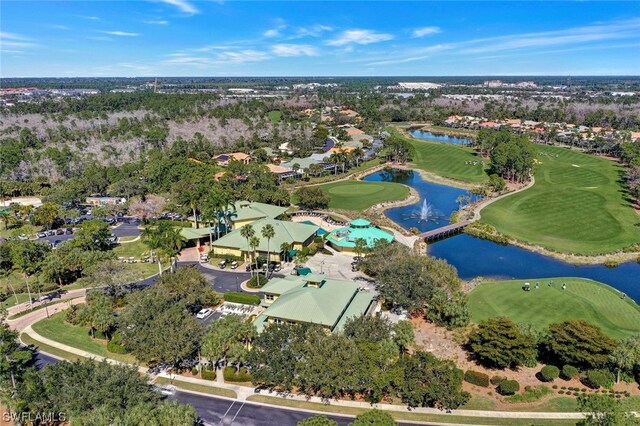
[481,145,640,255]
[0,223,41,238]
[317,180,409,211]
[268,110,282,123]
[113,241,158,278]
[154,377,237,399]
[246,395,577,425]
[20,333,85,361]
[31,311,139,364]
[469,278,640,339]
[387,127,489,184]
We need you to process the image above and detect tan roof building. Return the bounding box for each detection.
[214,152,252,165]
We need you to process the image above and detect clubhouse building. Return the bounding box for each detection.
[254,274,376,333]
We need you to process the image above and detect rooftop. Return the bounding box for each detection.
[258,275,375,331]
[229,201,288,222]
[212,218,318,252]
[326,218,394,249]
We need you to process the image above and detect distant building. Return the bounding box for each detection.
[86,196,126,206]
[214,152,252,166]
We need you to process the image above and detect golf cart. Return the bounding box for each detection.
[219,259,227,269]
[523,282,531,292]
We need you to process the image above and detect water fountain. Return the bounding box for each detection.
[408,197,444,224]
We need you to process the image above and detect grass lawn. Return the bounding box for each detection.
[469,278,640,339]
[0,223,41,238]
[316,180,409,211]
[20,333,85,361]
[268,110,282,123]
[387,127,489,184]
[246,395,577,425]
[31,311,139,364]
[481,145,640,255]
[113,241,158,278]
[154,377,237,399]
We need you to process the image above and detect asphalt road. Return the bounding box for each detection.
[33,352,426,426]
[171,391,353,426]
[37,216,141,246]
[180,261,252,294]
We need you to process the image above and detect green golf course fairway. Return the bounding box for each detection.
[319,180,409,211]
[481,145,640,255]
[388,128,489,184]
[469,278,640,339]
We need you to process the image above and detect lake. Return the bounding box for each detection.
[364,169,640,302]
[409,129,474,145]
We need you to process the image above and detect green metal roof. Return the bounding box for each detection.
[325,222,394,249]
[212,218,318,252]
[258,275,372,330]
[280,156,322,171]
[333,291,376,332]
[180,227,216,240]
[229,201,288,222]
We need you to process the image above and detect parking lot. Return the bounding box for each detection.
[35,216,141,247]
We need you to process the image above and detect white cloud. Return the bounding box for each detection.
[143,19,169,25]
[220,49,269,64]
[264,29,281,38]
[157,0,199,15]
[0,32,36,49]
[327,29,393,46]
[82,16,100,20]
[272,44,318,57]
[368,55,431,66]
[293,24,333,38]
[88,36,113,42]
[101,31,140,37]
[48,24,70,30]
[412,26,441,38]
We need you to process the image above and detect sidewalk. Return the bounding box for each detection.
[18,323,588,420]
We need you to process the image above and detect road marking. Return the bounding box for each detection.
[229,401,245,424]
[218,401,236,424]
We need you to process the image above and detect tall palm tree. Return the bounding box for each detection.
[141,225,164,275]
[0,211,10,230]
[261,224,275,269]
[240,224,255,275]
[249,236,261,276]
[184,190,201,229]
[352,147,365,167]
[161,225,187,272]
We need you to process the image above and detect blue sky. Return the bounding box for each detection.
[1,1,639,77]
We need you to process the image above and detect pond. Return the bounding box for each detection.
[409,129,474,145]
[364,169,640,302]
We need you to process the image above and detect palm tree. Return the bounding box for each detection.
[249,236,261,275]
[0,210,10,230]
[352,147,365,167]
[141,225,164,275]
[240,224,255,274]
[261,224,275,269]
[161,225,187,272]
[141,221,185,275]
[354,238,367,260]
[184,190,201,229]
[280,242,292,263]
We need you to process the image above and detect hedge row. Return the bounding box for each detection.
[224,292,260,305]
[464,370,490,387]
[201,369,216,381]
[107,333,128,354]
[561,365,579,380]
[223,366,252,382]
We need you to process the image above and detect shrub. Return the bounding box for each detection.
[582,369,615,390]
[498,380,520,396]
[247,275,268,288]
[491,375,507,386]
[107,333,128,354]
[224,366,252,382]
[191,367,198,376]
[561,365,579,380]
[223,292,260,305]
[506,385,552,403]
[539,365,560,382]
[464,370,490,387]
[201,369,216,381]
[558,390,565,394]
[552,385,558,389]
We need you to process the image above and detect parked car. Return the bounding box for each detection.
[65,228,73,235]
[37,232,47,238]
[46,230,55,236]
[56,228,64,235]
[230,261,239,269]
[17,234,28,240]
[196,308,212,319]
[273,263,281,272]
[219,260,227,269]
[199,253,208,262]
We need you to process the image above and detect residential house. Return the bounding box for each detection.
[214,152,252,166]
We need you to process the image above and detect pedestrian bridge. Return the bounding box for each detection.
[419,220,473,242]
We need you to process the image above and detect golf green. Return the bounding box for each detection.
[469,278,640,339]
[481,145,640,255]
[387,127,489,184]
[319,180,409,211]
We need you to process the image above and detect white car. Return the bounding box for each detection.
[196,308,212,319]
